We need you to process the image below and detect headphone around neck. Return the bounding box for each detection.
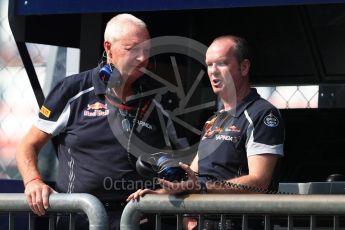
[99,63,122,87]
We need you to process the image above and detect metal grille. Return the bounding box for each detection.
[0,0,50,179]
[256,86,319,109]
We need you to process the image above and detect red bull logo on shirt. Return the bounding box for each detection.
[84,102,109,117]
[225,125,240,132]
[87,102,108,110]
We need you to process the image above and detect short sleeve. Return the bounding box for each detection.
[35,79,76,136]
[245,108,284,156]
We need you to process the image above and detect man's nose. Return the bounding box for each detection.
[136,50,149,62]
[209,63,219,75]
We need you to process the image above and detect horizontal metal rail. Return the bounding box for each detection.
[120,194,345,230]
[0,193,108,230]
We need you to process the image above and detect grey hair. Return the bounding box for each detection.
[104,14,147,42]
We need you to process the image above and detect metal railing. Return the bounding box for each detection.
[0,193,108,230]
[120,194,345,230]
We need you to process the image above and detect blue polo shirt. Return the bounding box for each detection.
[198,88,284,181]
[35,67,166,197]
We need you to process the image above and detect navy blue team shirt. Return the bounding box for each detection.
[198,88,285,182]
[35,67,166,197]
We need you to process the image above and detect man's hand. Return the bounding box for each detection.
[126,188,167,202]
[158,162,200,194]
[24,179,56,216]
[127,162,201,202]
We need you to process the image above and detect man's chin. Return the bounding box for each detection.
[127,72,144,84]
[212,87,222,95]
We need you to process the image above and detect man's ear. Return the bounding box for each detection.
[104,41,111,57]
[104,41,111,50]
[240,59,250,76]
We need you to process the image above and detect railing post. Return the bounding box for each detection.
[120,194,345,229]
[0,193,108,230]
[120,201,143,230]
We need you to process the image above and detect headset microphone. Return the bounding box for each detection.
[99,63,122,87]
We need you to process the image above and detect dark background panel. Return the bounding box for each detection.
[17,4,343,84]
[308,4,345,78]
[280,109,345,182]
[135,7,317,84]
[14,0,345,15]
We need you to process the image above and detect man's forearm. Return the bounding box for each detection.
[16,143,41,185]
[16,126,51,185]
[205,175,271,194]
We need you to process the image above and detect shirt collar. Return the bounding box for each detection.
[217,88,260,117]
[233,88,260,117]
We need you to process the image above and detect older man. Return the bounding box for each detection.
[16,13,167,229]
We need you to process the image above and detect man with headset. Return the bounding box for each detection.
[16,13,173,229]
[128,35,285,229]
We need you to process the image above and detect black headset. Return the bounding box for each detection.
[99,62,152,93]
[135,152,187,182]
[99,63,122,87]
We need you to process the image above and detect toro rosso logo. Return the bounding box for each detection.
[264,113,279,127]
[84,102,109,117]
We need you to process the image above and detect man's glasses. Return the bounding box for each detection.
[105,94,144,134]
[119,109,136,132]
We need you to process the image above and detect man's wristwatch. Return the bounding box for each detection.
[199,181,208,194]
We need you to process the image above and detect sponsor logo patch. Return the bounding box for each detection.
[225,125,240,132]
[215,134,239,143]
[137,120,153,130]
[87,102,108,110]
[40,106,51,118]
[84,102,109,117]
[264,113,279,127]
